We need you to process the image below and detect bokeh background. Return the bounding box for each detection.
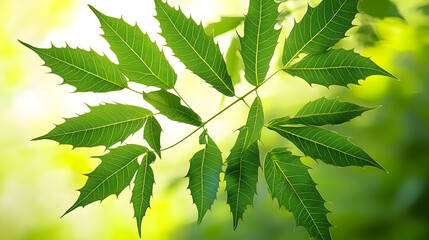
[1,0,429,239]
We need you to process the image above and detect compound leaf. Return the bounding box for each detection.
[186,131,223,224]
[285,97,376,126]
[154,0,235,97]
[89,5,177,89]
[64,144,148,216]
[283,0,359,65]
[19,41,127,92]
[264,148,332,240]
[132,151,156,238]
[34,103,153,148]
[144,116,163,158]
[143,90,202,126]
[286,49,396,87]
[267,124,384,170]
[225,129,260,229]
[240,0,280,85]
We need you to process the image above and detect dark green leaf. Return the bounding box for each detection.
[132,151,156,238]
[267,124,384,170]
[225,129,260,229]
[205,16,244,37]
[154,0,235,97]
[19,41,127,92]
[283,0,359,65]
[34,103,153,148]
[186,131,223,224]
[359,0,404,19]
[89,5,177,89]
[264,148,332,240]
[240,0,280,85]
[243,96,264,149]
[144,116,162,158]
[285,97,376,126]
[63,144,148,216]
[143,90,202,126]
[286,49,396,87]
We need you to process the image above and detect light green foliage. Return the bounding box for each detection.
[89,5,177,89]
[240,0,280,86]
[144,116,163,157]
[20,41,127,92]
[34,103,153,148]
[154,0,235,97]
[64,144,148,216]
[267,124,384,170]
[23,0,398,238]
[186,131,223,224]
[132,151,155,238]
[143,90,202,126]
[283,0,359,65]
[264,148,331,240]
[286,97,376,126]
[286,49,396,87]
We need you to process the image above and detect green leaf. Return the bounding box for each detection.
[89,5,177,89]
[243,96,264,149]
[285,97,376,126]
[186,131,223,224]
[283,0,359,65]
[264,148,332,240]
[240,0,280,86]
[205,16,244,37]
[359,0,404,19]
[144,116,163,158]
[63,144,148,216]
[132,151,155,238]
[267,124,384,170]
[34,103,153,148]
[286,49,396,87]
[19,41,127,92]
[225,37,244,86]
[225,129,260,229]
[154,0,235,97]
[143,90,202,126]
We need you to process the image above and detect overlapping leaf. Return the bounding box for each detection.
[264,148,331,240]
[144,116,163,157]
[143,90,202,126]
[286,49,396,87]
[225,129,260,229]
[186,131,223,224]
[267,124,384,170]
[90,5,177,89]
[205,16,244,37]
[132,151,156,238]
[20,41,127,92]
[285,97,376,126]
[154,0,235,97]
[283,0,359,65]
[243,96,264,149]
[64,144,148,216]
[240,0,280,85]
[34,103,153,148]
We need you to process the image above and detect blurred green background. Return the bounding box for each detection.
[1,0,429,239]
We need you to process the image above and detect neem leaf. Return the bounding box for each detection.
[144,116,163,158]
[283,0,359,65]
[286,49,396,87]
[132,151,156,238]
[243,96,264,149]
[267,124,384,170]
[285,97,376,126]
[205,16,244,37]
[186,131,223,224]
[20,41,127,92]
[143,90,202,127]
[154,0,235,97]
[240,0,280,85]
[64,144,148,216]
[264,148,332,240]
[89,5,177,89]
[34,103,153,148]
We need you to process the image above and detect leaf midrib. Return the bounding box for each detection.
[293,108,371,119]
[289,66,385,71]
